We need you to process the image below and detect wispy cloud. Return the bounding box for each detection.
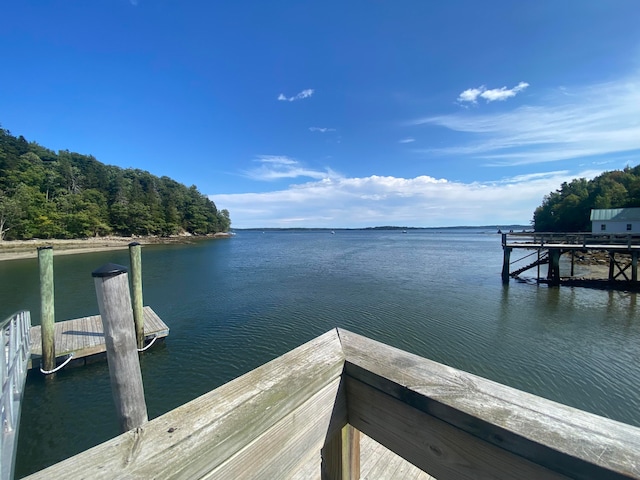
[309,127,336,133]
[412,76,640,166]
[242,155,337,181]
[457,82,529,104]
[210,169,604,229]
[399,137,415,144]
[277,89,314,102]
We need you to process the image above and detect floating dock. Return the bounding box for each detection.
[28,306,169,370]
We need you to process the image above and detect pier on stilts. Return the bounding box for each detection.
[501,232,640,288]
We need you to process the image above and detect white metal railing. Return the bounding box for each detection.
[0,311,31,480]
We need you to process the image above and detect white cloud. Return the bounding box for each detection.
[309,127,336,133]
[242,155,337,181]
[457,87,485,103]
[413,76,640,166]
[277,89,314,102]
[209,169,604,229]
[398,137,415,144]
[457,82,529,104]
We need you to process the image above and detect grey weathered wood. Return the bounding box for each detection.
[338,328,640,480]
[37,246,55,372]
[347,376,567,479]
[24,329,345,479]
[359,433,434,480]
[93,264,148,433]
[128,243,145,349]
[23,328,640,479]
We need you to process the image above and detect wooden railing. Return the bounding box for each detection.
[504,231,640,248]
[0,311,31,480]
[24,329,640,479]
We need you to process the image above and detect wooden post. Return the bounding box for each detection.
[608,252,615,281]
[38,246,56,373]
[501,247,512,283]
[321,424,360,480]
[547,249,560,285]
[632,251,638,282]
[128,242,144,349]
[570,250,575,277]
[92,263,148,432]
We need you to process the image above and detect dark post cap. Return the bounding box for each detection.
[37,246,53,251]
[92,263,128,278]
[128,242,141,247]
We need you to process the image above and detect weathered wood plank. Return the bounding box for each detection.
[338,328,640,480]
[24,329,345,479]
[360,433,435,480]
[347,376,567,480]
[206,376,344,479]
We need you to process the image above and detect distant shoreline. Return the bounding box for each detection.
[0,233,232,262]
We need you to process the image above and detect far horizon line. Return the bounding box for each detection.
[233,224,531,231]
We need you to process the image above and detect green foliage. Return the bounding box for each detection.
[533,166,640,231]
[0,127,230,240]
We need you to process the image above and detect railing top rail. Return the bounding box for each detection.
[0,310,29,333]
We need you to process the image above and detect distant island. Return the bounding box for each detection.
[0,127,230,241]
[238,225,530,232]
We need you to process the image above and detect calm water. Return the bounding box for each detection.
[2,229,640,477]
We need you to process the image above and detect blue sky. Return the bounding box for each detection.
[2,1,640,228]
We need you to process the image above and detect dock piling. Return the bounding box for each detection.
[128,242,144,349]
[37,246,55,373]
[501,247,512,283]
[92,263,148,432]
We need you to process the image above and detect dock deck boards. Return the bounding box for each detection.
[360,433,435,479]
[29,306,168,366]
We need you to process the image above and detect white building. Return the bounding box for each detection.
[590,208,640,234]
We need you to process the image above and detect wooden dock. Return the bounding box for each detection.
[29,306,168,370]
[24,328,640,480]
[502,231,640,287]
[360,433,434,479]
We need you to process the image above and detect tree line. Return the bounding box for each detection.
[0,127,230,240]
[533,166,640,232]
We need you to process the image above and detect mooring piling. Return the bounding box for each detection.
[37,246,55,373]
[92,263,148,432]
[128,242,144,349]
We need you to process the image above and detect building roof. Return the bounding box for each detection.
[590,208,640,222]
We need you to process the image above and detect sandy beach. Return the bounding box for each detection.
[0,233,232,262]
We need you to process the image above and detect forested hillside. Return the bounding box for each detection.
[533,166,640,232]
[0,127,230,240]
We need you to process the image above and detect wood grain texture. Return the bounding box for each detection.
[94,271,148,432]
[37,247,55,371]
[321,422,360,480]
[347,376,568,480]
[24,329,345,480]
[338,328,640,480]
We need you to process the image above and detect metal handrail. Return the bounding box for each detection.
[0,311,31,480]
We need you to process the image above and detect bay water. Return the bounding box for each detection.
[2,229,640,477]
